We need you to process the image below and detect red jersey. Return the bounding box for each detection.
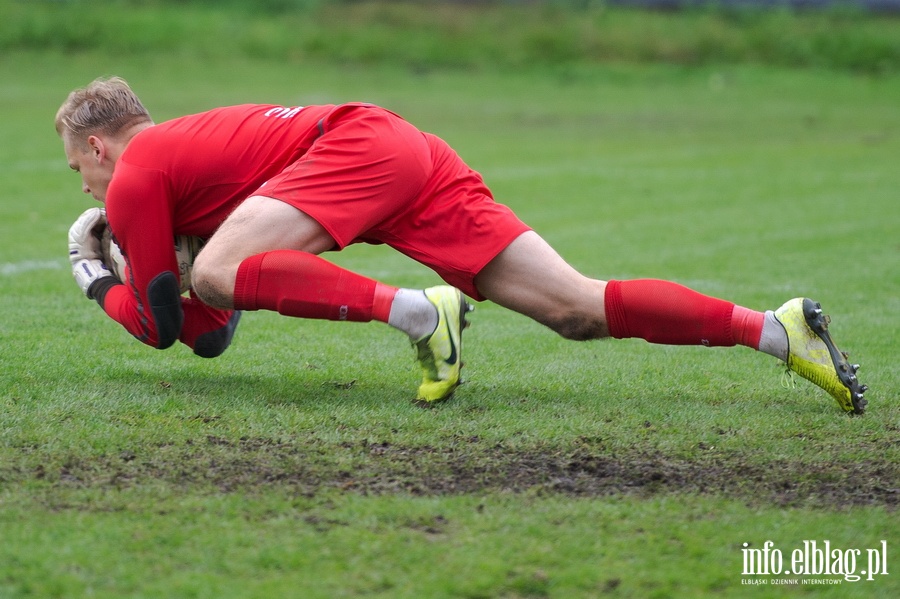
[103,103,352,348]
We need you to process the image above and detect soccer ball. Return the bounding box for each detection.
[100,227,204,294]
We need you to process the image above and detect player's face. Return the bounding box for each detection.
[63,133,113,203]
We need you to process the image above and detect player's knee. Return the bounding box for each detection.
[191,256,234,309]
[547,312,607,341]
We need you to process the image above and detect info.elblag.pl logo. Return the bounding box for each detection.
[741,540,889,586]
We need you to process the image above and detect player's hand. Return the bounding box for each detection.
[68,208,116,298]
[68,207,106,264]
[72,258,115,298]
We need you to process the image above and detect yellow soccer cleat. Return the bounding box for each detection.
[774,298,868,414]
[413,286,473,403]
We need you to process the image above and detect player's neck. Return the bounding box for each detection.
[106,122,152,161]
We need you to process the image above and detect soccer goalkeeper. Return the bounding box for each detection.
[57,77,866,413]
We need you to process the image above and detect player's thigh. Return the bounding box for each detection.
[474,231,609,337]
[196,195,336,274]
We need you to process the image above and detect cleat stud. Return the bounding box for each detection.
[813,308,823,316]
[842,351,850,360]
[839,364,848,372]
[849,374,857,383]
[852,364,860,373]
[860,385,869,393]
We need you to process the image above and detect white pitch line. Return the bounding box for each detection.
[1,260,66,276]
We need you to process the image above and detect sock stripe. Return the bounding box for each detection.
[604,280,629,339]
[234,253,265,311]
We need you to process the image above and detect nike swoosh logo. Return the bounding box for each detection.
[445,327,458,367]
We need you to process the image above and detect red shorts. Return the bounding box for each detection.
[256,105,530,300]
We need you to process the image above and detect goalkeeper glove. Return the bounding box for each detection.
[68,207,117,299]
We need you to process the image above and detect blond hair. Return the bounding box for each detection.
[55,77,152,145]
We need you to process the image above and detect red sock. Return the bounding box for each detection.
[233,250,397,323]
[730,304,764,349]
[604,279,763,348]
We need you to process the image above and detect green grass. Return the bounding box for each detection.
[1,492,894,598]
[2,44,899,599]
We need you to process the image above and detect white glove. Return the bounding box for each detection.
[68,207,106,264]
[73,258,115,298]
[68,208,114,298]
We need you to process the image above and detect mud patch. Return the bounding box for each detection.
[10,436,898,509]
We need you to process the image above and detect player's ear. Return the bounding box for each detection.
[87,135,105,163]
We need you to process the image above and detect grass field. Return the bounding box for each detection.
[1,30,899,599]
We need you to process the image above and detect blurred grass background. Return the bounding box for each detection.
[2,0,898,74]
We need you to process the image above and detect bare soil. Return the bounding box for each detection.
[17,436,898,509]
